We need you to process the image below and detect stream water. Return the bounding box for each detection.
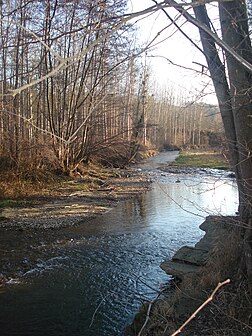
[0,152,238,336]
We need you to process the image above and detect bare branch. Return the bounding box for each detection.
[8,19,126,96]
[169,0,252,73]
[17,23,63,61]
[7,0,252,97]
[138,287,167,336]
[149,54,208,75]
[152,0,205,56]
[170,279,231,336]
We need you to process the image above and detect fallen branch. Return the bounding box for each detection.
[138,287,167,336]
[170,279,231,336]
[137,300,153,336]
[89,293,110,328]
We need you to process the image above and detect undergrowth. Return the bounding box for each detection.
[0,161,121,201]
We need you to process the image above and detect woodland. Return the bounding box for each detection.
[1,0,252,335]
[0,0,224,175]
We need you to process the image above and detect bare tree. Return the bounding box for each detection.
[0,0,142,173]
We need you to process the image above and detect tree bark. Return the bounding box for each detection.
[193,4,238,164]
[219,0,252,218]
[219,0,252,284]
[193,0,252,280]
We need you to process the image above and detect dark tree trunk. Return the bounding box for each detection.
[193,0,252,281]
[219,0,252,219]
[219,0,252,285]
[192,4,242,197]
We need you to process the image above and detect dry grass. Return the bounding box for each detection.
[0,170,68,199]
[199,228,242,288]
[0,162,116,201]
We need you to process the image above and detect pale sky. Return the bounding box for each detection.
[129,1,218,105]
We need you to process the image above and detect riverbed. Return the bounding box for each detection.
[0,152,238,336]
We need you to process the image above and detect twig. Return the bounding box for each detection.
[138,287,167,336]
[138,300,153,336]
[89,293,110,328]
[170,279,231,336]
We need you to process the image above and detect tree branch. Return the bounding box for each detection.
[7,0,252,97]
[138,287,167,336]
[169,0,252,73]
[152,0,205,56]
[170,279,231,336]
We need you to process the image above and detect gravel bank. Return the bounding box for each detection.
[0,169,151,285]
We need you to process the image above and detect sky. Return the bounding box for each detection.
[128,0,218,105]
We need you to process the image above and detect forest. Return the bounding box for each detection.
[0,0,224,175]
[1,1,252,335]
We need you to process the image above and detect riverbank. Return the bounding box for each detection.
[126,215,252,335]
[172,149,229,170]
[0,167,151,285]
[0,168,151,229]
[126,150,252,336]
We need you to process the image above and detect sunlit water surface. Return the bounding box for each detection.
[0,152,238,336]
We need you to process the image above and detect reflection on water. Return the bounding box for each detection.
[0,153,238,336]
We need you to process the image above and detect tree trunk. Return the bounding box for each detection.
[219,0,252,284]
[193,4,239,167]
[219,0,252,218]
[193,0,252,281]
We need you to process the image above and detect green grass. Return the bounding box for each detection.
[0,199,19,208]
[174,151,229,169]
[0,199,35,209]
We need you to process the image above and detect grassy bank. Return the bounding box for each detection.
[173,150,229,169]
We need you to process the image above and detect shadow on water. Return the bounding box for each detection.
[0,152,238,336]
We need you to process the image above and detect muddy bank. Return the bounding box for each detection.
[0,168,150,285]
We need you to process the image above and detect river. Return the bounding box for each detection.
[0,151,238,336]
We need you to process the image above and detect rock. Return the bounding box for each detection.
[199,215,231,233]
[161,216,237,281]
[160,260,200,279]
[172,246,208,266]
[196,215,234,251]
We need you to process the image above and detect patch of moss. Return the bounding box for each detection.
[0,199,33,209]
[174,151,229,169]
